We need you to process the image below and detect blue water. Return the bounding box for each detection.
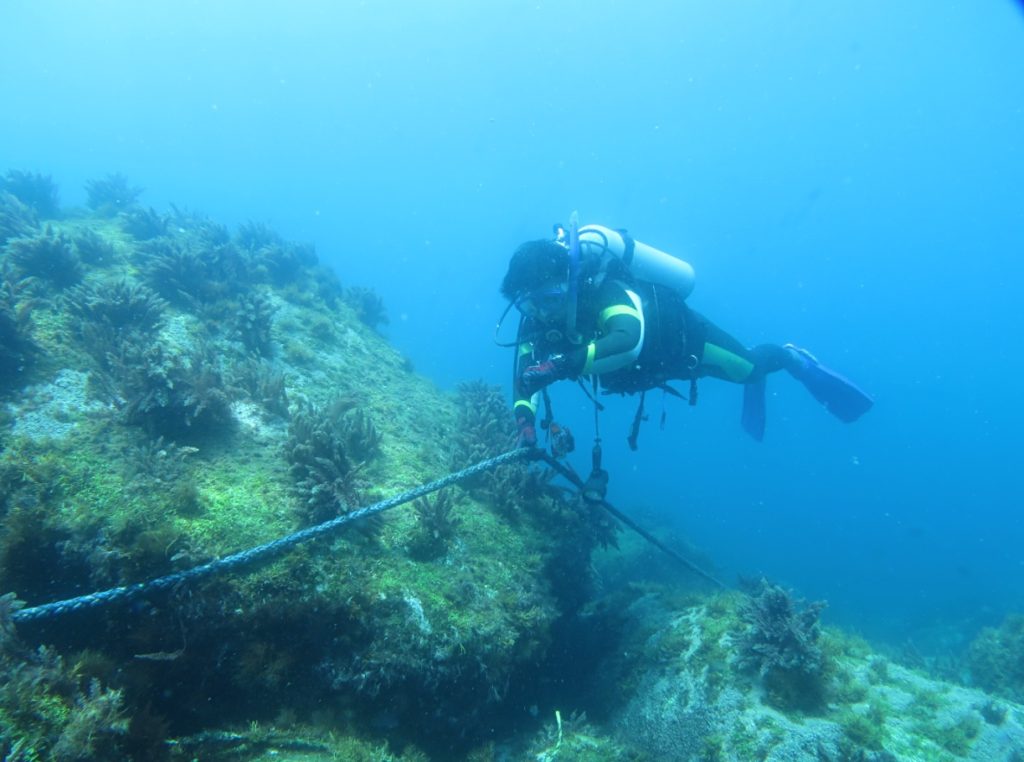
[3,1,1022,649]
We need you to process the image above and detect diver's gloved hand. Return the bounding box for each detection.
[520,353,570,396]
[515,416,537,448]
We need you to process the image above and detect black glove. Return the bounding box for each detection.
[520,353,569,396]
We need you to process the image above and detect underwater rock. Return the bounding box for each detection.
[7,182,1022,761]
[6,369,111,441]
[609,589,1024,761]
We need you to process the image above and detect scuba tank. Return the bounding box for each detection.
[577,224,695,300]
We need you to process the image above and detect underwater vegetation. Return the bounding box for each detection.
[966,614,1024,703]
[0,171,60,220]
[6,225,83,291]
[108,339,234,441]
[0,274,37,393]
[120,206,168,241]
[231,357,289,418]
[0,595,129,761]
[408,489,460,561]
[0,192,38,247]
[71,228,117,265]
[65,279,169,369]
[85,173,143,217]
[737,578,828,711]
[343,285,389,331]
[286,397,382,525]
[230,291,277,358]
[2,171,1024,761]
[139,237,249,308]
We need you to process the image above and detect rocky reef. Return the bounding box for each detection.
[1,173,1023,761]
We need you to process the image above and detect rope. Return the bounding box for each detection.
[11,448,533,625]
[538,452,727,589]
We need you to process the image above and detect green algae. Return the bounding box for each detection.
[6,187,1024,761]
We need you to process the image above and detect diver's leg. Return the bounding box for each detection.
[685,312,873,434]
[747,344,795,376]
[689,312,786,383]
[685,312,777,440]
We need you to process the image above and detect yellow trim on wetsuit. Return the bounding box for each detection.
[518,342,534,357]
[701,343,755,383]
[514,399,537,415]
[581,342,597,374]
[598,303,641,327]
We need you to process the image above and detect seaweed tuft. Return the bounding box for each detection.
[112,341,234,442]
[285,398,380,525]
[409,490,460,561]
[6,224,83,290]
[65,278,168,369]
[232,357,289,418]
[344,285,389,331]
[1,170,60,219]
[72,228,117,266]
[85,173,142,217]
[0,271,38,392]
[120,206,168,240]
[140,238,250,308]
[0,191,39,246]
[737,578,828,712]
[232,290,277,357]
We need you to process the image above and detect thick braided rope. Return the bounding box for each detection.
[12,448,530,625]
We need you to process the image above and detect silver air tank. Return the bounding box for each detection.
[578,224,695,300]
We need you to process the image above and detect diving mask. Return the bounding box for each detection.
[516,283,569,321]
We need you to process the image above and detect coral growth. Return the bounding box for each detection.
[737,578,828,711]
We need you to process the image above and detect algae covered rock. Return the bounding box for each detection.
[5,174,1023,761]
[608,587,1024,761]
[0,182,606,758]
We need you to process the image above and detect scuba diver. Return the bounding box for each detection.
[499,220,874,451]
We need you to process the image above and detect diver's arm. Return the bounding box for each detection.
[560,281,645,376]
[513,339,540,429]
[515,284,644,401]
[563,311,643,375]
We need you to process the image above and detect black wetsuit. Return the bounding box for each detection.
[512,279,792,427]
